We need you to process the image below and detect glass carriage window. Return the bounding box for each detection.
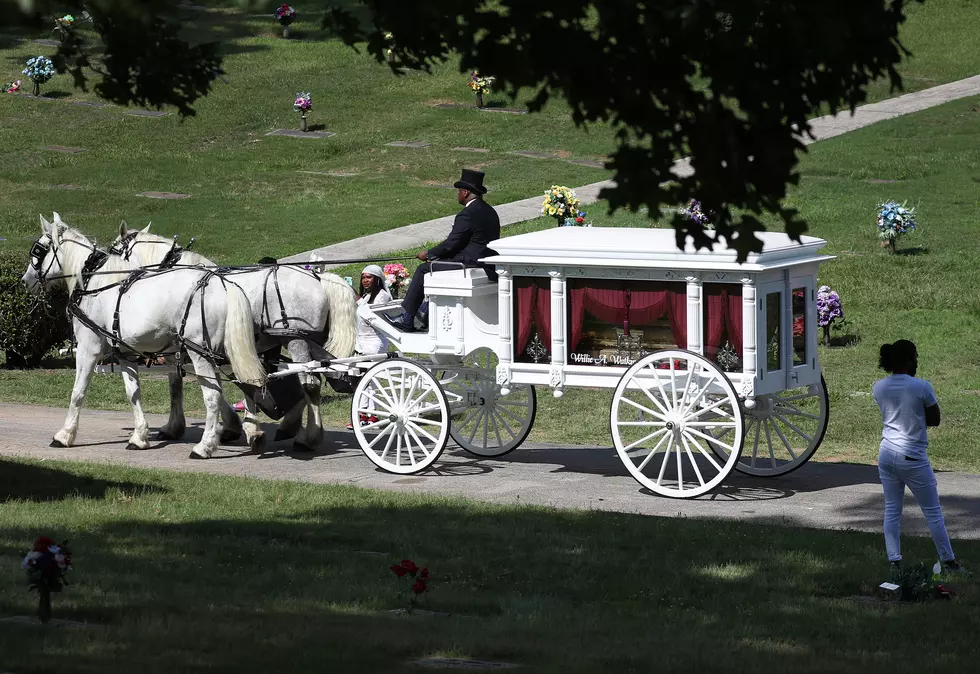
[566,279,687,367]
[702,284,743,373]
[792,287,807,366]
[765,291,782,371]
[513,277,551,363]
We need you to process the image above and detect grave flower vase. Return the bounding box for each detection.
[391,286,400,300]
[822,324,831,347]
[888,238,897,254]
[38,586,52,624]
[32,81,40,97]
[300,114,308,132]
[281,23,291,38]
[476,92,484,108]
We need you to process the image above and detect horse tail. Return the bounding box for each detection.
[222,282,267,385]
[320,273,358,358]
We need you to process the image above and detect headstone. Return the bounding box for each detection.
[451,147,490,153]
[266,129,336,139]
[52,184,83,190]
[0,615,92,628]
[567,159,605,169]
[411,656,520,669]
[137,191,192,200]
[296,171,358,177]
[43,145,87,153]
[32,39,61,46]
[386,141,430,148]
[424,184,457,190]
[127,109,168,117]
[432,103,474,110]
[507,150,561,160]
[70,101,107,108]
[866,179,900,184]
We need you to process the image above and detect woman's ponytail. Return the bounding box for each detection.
[879,343,895,372]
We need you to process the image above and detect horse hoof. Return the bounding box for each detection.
[125,443,148,451]
[220,429,243,444]
[248,435,266,453]
[188,451,208,460]
[49,439,67,448]
[274,430,297,442]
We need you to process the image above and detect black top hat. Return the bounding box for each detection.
[453,168,488,195]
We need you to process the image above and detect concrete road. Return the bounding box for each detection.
[3,403,980,540]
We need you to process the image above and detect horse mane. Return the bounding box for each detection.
[130,231,216,267]
[57,227,132,295]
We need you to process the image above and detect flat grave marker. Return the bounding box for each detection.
[52,184,84,190]
[266,129,336,139]
[411,656,520,669]
[297,171,358,177]
[32,39,61,46]
[386,141,431,148]
[42,145,87,154]
[70,100,107,108]
[567,159,605,169]
[507,150,562,160]
[451,147,490,153]
[479,106,527,115]
[137,191,192,200]
[0,615,93,628]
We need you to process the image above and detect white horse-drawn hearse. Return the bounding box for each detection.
[278,226,835,499]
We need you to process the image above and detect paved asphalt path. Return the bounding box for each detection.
[3,403,980,540]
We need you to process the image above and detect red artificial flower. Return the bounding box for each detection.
[400,559,419,575]
[33,536,56,552]
[391,564,408,578]
[792,316,805,337]
[419,567,430,580]
[575,216,584,223]
[411,579,428,594]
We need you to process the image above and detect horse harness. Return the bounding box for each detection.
[111,231,192,270]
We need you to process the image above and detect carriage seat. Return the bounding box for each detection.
[423,267,497,299]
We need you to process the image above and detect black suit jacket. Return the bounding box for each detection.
[427,199,501,268]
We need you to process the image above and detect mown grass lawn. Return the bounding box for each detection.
[0,458,977,673]
[2,0,980,263]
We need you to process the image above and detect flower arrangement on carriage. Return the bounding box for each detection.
[384,263,409,298]
[23,56,54,96]
[542,185,581,226]
[294,91,311,131]
[22,536,72,623]
[876,200,917,253]
[275,4,296,37]
[468,71,494,108]
[682,198,713,229]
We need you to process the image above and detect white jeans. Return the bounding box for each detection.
[878,448,954,562]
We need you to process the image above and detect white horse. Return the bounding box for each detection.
[107,218,358,451]
[21,217,267,459]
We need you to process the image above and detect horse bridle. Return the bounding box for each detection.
[112,232,194,269]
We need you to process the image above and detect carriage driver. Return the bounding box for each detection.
[384,168,501,332]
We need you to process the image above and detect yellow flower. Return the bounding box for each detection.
[548,207,557,216]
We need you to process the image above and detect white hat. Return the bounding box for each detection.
[362,264,386,288]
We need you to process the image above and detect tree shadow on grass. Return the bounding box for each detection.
[896,246,928,256]
[0,459,168,503]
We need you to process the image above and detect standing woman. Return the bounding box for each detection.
[873,339,962,579]
[347,265,392,429]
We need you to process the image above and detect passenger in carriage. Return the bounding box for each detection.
[348,265,393,429]
[383,168,500,332]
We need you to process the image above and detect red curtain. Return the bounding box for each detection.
[514,278,551,358]
[569,286,586,353]
[667,286,687,349]
[723,287,743,356]
[703,286,727,358]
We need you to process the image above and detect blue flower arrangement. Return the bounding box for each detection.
[23,56,54,84]
[876,200,917,252]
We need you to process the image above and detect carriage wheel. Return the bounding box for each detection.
[610,349,744,499]
[438,348,536,458]
[726,375,829,477]
[351,359,449,474]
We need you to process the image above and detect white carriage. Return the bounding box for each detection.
[277,227,835,499]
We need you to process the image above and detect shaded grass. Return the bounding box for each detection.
[0,457,978,673]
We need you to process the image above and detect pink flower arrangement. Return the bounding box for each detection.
[4,79,21,93]
[384,263,409,290]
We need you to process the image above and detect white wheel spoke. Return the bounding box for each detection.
[772,413,812,442]
[408,420,440,444]
[619,395,668,421]
[675,429,684,491]
[371,381,398,410]
[411,402,444,418]
[774,403,820,420]
[684,421,737,429]
[379,424,397,458]
[482,406,490,448]
[489,409,503,448]
[496,402,527,426]
[683,432,724,473]
[361,418,392,433]
[680,434,706,487]
[634,432,670,467]
[406,385,436,412]
[750,419,761,467]
[467,408,486,444]
[770,417,797,460]
[404,424,431,462]
[686,427,736,452]
[684,396,736,421]
[491,408,517,441]
[617,421,668,427]
[407,416,445,427]
[367,423,394,448]
[764,418,776,468]
[496,399,531,409]
[652,434,674,481]
[679,372,717,418]
[645,367,675,415]
[623,428,669,453]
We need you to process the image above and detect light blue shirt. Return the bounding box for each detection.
[872,374,938,458]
